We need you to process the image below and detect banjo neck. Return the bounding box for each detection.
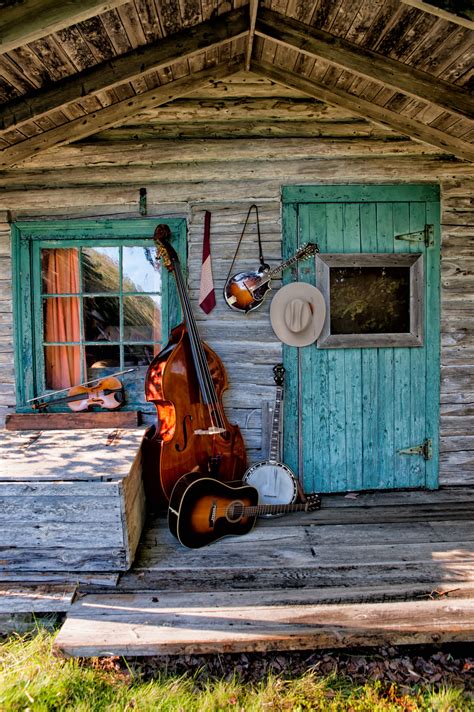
[269,384,283,463]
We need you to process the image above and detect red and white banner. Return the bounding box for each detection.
[199,211,216,314]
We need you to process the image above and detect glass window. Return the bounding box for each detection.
[315,253,424,348]
[14,220,184,412]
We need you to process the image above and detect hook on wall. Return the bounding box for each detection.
[139,187,147,215]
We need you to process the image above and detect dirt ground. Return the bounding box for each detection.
[125,644,473,691]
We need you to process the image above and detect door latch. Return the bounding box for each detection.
[395,224,434,248]
[398,438,432,461]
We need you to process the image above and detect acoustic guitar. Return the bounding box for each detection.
[223,242,318,313]
[168,472,321,548]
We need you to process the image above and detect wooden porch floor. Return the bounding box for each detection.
[54,487,474,656]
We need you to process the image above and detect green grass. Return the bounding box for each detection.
[0,629,471,712]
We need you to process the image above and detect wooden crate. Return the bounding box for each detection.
[0,428,147,575]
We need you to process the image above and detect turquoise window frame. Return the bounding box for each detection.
[12,218,186,412]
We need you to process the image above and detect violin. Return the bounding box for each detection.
[29,374,128,412]
[144,224,247,501]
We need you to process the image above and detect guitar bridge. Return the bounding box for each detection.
[208,500,217,528]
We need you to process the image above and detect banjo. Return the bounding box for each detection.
[243,363,299,512]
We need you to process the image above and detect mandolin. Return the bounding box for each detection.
[223,242,319,313]
[168,472,321,548]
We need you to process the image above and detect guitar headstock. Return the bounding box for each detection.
[273,363,285,386]
[304,492,322,512]
[153,224,178,272]
[296,242,319,260]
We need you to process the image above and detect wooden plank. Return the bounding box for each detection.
[0,428,145,481]
[0,8,249,133]
[5,410,140,430]
[255,9,474,121]
[120,445,146,565]
[15,136,443,170]
[0,62,243,167]
[0,0,130,54]
[251,61,474,162]
[0,548,128,572]
[0,584,75,613]
[54,593,474,656]
[401,0,474,29]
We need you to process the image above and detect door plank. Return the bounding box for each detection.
[425,199,441,489]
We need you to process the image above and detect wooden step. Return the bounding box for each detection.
[54,591,474,657]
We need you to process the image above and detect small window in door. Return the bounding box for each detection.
[315,253,423,348]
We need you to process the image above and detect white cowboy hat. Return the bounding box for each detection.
[270,283,326,347]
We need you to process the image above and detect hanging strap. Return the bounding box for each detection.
[225,204,267,284]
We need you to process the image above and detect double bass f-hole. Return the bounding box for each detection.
[175,414,193,452]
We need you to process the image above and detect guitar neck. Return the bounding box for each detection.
[244,501,312,516]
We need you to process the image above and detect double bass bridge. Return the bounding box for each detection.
[194,426,226,435]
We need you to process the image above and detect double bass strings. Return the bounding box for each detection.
[172,257,227,433]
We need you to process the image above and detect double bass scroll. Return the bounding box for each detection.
[144,224,247,501]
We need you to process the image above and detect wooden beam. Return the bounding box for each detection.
[245,0,259,72]
[255,8,474,121]
[0,8,249,133]
[401,0,474,29]
[251,61,474,162]
[0,0,130,55]
[0,62,243,167]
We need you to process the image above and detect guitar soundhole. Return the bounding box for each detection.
[227,500,244,522]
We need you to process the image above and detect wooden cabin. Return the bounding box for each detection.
[0,0,473,654]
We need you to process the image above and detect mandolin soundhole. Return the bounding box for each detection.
[227,500,244,522]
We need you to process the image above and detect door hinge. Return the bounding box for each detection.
[398,438,432,461]
[395,224,434,248]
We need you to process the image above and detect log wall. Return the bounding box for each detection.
[0,75,472,484]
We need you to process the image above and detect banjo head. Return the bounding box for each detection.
[243,461,298,509]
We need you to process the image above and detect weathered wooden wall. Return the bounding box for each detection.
[0,74,472,484]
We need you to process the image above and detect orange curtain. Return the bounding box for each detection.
[44,249,82,389]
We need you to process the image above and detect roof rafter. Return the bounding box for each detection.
[401,0,474,29]
[0,62,243,168]
[0,7,248,134]
[251,61,474,162]
[255,8,474,122]
[0,0,130,55]
[245,0,259,72]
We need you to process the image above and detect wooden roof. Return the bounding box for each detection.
[0,0,473,166]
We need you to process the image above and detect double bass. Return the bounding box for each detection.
[145,224,247,501]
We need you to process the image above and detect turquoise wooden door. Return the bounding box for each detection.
[282,185,440,493]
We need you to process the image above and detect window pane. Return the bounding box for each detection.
[86,344,120,370]
[124,295,161,342]
[123,246,160,292]
[330,266,410,334]
[41,248,80,294]
[124,344,156,366]
[84,296,120,341]
[44,345,81,390]
[43,297,81,343]
[82,247,119,292]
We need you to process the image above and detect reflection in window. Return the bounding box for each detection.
[82,247,119,292]
[330,267,410,335]
[84,296,120,341]
[86,345,120,370]
[124,295,161,342]
[123,246,161,292]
